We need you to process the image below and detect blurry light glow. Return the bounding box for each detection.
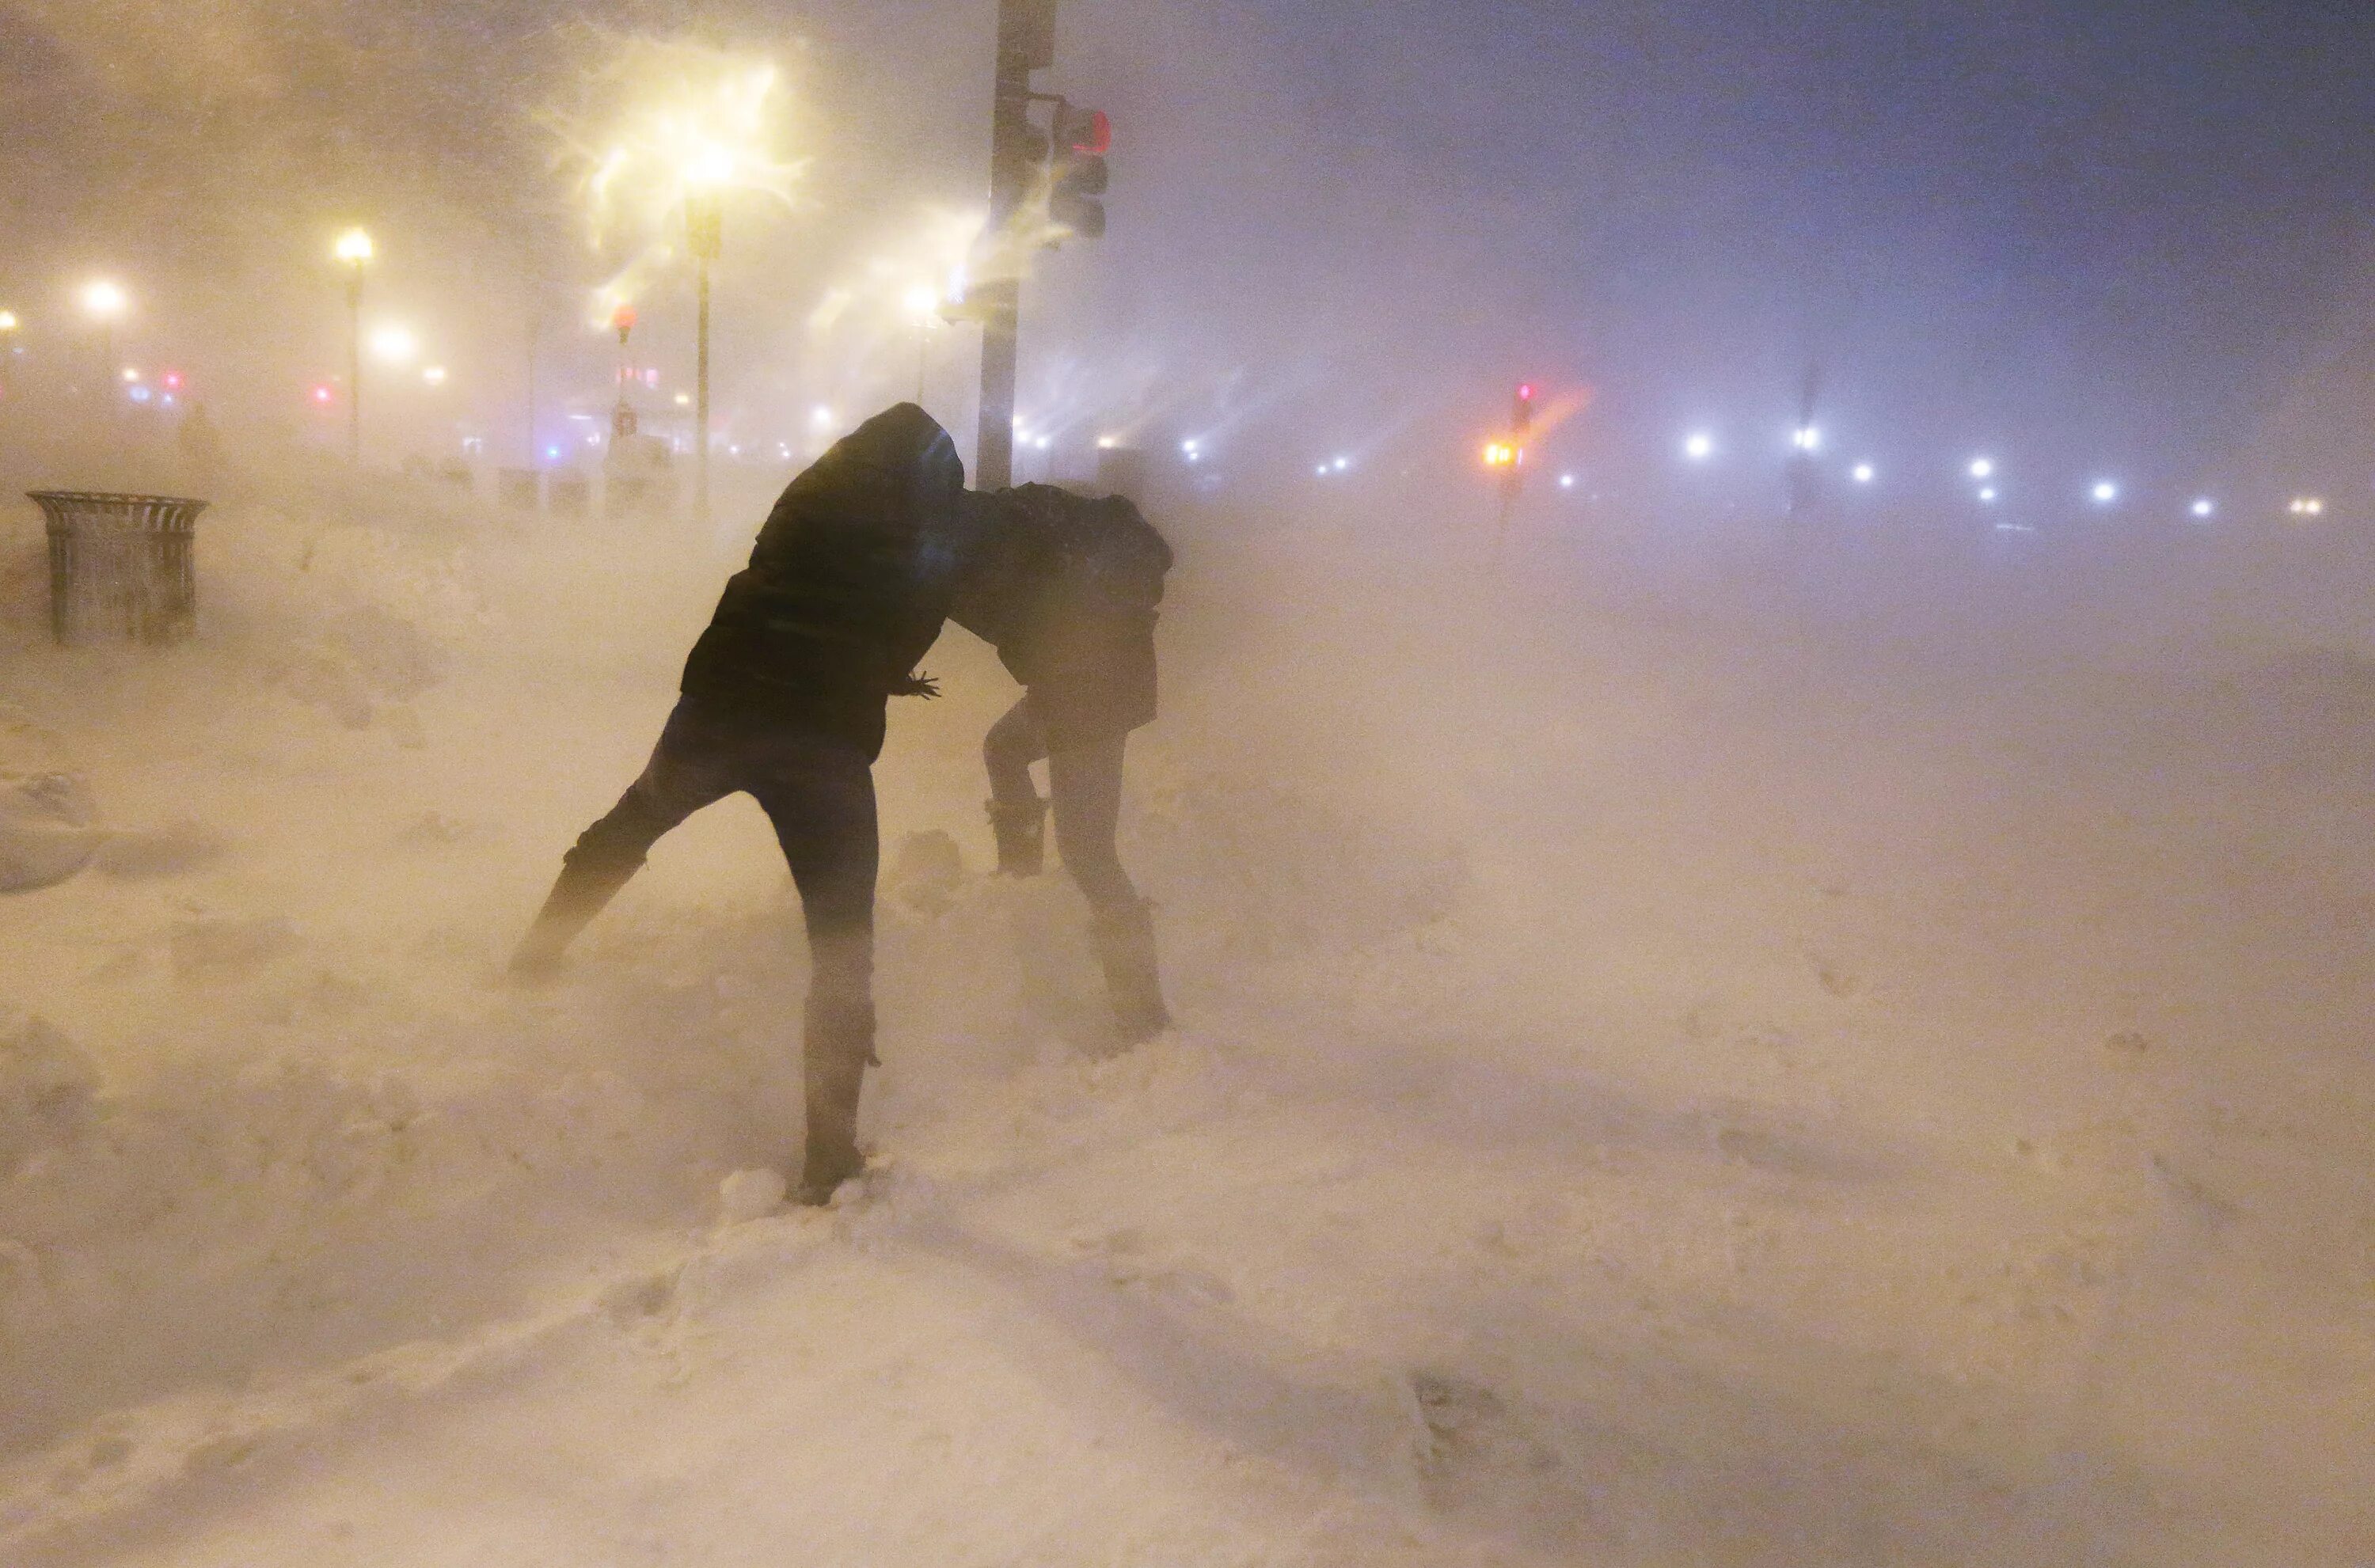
[1683,432,1714,461]
[2191,498,2215,519]
[1315,463,1331,477]
[127,384,152,404]
[2091,480,2119,504]
[1852,463,1875,484]
[1978,488,1998,503]
[812,405,836,426]
[674,392,692,407]
[1096,435,1119,450]
[310,384,336,406]
[368,325,418,364]
[120,367,141,383]
[1558,473,1577,489]
[901,283,941,321]
[2289,495,2326,518]
[80,280,127,321]
[1180,439,1201,456]
[422,366,448,385]
[1969,457,1994,480]
[333,227,374,265]
[0,311,17,332]
[1482,442,1517,469]
[1792,426,1822,452]
[1332,455,1350,472]
[1034,435,1052,451]
[161,370,183,391]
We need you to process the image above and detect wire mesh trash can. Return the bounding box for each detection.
[28,491,208,646]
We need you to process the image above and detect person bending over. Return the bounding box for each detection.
[510,403,967,1203]
[953,482,1174,1046]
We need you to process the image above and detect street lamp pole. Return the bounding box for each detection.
[686,194,723,528]
[334,229,374,464]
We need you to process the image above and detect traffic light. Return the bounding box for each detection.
[1047,101,1109,241]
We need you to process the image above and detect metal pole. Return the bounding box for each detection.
[696,257,712,526]
[346,263,363,463]
[974,0,1053,491]
[976,288,1016,489]
[525,310,538,467]
[686,192,722,529]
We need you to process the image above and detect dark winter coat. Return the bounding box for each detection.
[949,484,1172,751]
[678,404,967,759]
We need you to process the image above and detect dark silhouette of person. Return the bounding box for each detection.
[952,483,1174,1046]
[509,403,967,1203]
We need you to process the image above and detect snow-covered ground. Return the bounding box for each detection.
[1,471,2369,1565]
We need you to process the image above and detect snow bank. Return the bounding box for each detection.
[1,477,2369,1562]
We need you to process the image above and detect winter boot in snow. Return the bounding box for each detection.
[795,991,876,1205]
[1089,898,1171,1049]
[986,796,1048,877]
[507,842,646,978]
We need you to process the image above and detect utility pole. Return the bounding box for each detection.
[972,0,1054,491]
[686,193,724,527]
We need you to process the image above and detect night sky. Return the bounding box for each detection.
[4,0,2371,482]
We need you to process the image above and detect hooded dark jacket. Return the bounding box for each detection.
[678,404,967,759]
[949,484,1172,751]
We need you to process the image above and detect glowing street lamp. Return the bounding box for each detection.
[368,325,419,365]
[1683,431,1715,462]
[2090,480,2119,506]
[1968,457,1993,481]
[333,228,373,461]
[1791,425,1822,452]
[2190,497,2215,520]
[1852,462,1876,484]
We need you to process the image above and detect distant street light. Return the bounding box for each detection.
[422,365,449,386]
[1683,432,1715,462]
[2190,497,2215,519]
[368,325,419,365]
[1968,457,1994,480]
[1852,462,1876,484]
[334,228,374,461]
[1978,487,1999,503]
[2090,480,2119,505]
[1791,426,1822,452]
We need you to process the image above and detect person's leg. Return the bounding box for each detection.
[1049,734,1169,1044]
[982,697,1050,875]
[510,701,736,975]
[1046,733,1134,910]
[750,735,883,1202]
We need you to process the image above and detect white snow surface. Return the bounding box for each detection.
[0,475,2369,1565]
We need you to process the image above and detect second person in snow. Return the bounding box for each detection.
[952,481,1175,1047]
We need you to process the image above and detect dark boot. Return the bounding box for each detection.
[795,991,876,1205]
[986,796,1047,877]
[1089,898,1171,1048]
[508,842,646,978]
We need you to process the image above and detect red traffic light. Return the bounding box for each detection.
[1518,382,1535,401]
[1066,108,1112,156]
